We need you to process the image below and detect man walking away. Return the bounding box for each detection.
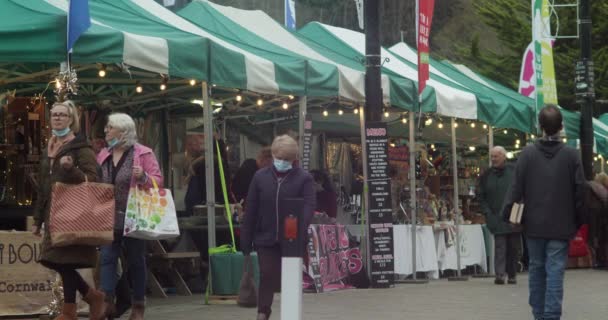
[479,146,520,285]
[503,105,586,320]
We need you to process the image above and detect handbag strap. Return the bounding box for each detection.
[216,140,236,253]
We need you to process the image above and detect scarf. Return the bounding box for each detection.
[47,132,76,166]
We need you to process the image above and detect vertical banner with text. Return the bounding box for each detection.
[365,122,394,287]
[301,115,312,171]
[417,0,435,95]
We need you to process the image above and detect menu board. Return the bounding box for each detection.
[364,122,394,287]
[301,115,313,171]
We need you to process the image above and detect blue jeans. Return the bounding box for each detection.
[100,234,147,303]
[526,238,569,320]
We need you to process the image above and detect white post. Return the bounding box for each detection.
[409,111,418,279]
[202,82,216,249]
[281,257,303,320]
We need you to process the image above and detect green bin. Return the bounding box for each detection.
[209,252,260,295]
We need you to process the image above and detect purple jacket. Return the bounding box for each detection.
[240,166,315,254]
[96,143,163,189]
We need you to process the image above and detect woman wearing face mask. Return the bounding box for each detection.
[240,135,315,320]
[32,101,107,320]
[96,113,163,320]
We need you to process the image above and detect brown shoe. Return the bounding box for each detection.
[128,302,145,320]
[53,303,77,320]
[83,288,106,320]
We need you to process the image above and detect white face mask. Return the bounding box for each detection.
[273,158,292,172]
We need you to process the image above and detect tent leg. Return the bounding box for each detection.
[449,118,468,282]
[202,82,216,249]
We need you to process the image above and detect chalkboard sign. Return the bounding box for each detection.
[364,122,394,288]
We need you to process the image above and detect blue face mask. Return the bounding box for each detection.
[107,138,120,149]
[273,158,292,172]
[52,127,71,137]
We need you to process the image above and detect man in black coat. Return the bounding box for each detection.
[503,105,586,320]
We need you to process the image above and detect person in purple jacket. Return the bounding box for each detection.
[240,135,315,320]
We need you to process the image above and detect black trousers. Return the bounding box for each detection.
[42,262,90,303]
[494,233,521,278]
[256,245,282,316]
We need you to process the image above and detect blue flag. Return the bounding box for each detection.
[67,0,91,52]
[285,0,296,30]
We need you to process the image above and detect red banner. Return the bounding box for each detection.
[417,0,435,95]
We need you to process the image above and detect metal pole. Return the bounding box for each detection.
[488,126,495,276]
[281,257,303,320]
[359,105,370,279]
[299,96,307,156]
[202,82,216,249]
[364,0,382,122]
[579,0,595,180]
[449,118,467,281]
[488,127,494,167]
[410,112,417,279]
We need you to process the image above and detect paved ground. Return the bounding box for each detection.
[121,269,605,320]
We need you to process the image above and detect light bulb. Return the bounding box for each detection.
[469,146,476,151]
[323,110,328,117]
[425,118,433,126]
[189,79,196,86]
[257,99,263,106]
[338,109,344,115]
[384,111,390,118]
[282,103,289,110]
[431,144,435,149]
[562,138,567,143]
[136,85,143,93]
[454,122,459,128]
[354,108,359,114]
[98,69,106,78]
[483,124,488,129]
[516,139,521,144]
[594,156,598,161]
[506,152,514,159]
[288,95,295,100]
[503,130,508,134]
[401,117,407,124]
[531,134,536,139]
[160,83,167,91]
[236,95,242,102]
[438,123,443,129]
[470,122,476,128]
[55,80,62,89]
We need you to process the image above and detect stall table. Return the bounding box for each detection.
[393,225,440,279]
[435,224,487,274]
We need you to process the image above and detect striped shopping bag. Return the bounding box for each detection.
[48,180,115,247]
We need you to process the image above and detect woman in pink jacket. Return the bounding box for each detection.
[96,113,163,320]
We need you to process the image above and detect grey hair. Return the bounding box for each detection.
[107,113,138,148]
[271,134,299,161]
[491,146,507,156]
[51,100,80,134]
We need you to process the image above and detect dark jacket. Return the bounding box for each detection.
[33,134,99,268]
[184,140,230,214]
[478,163,517,235]
[503,140,586,240]
[240,166,315,254]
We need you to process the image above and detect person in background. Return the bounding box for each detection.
[97,113,163,320]
[184,138,231,215]
[240,135,315,320]
[32,100,106,320]
[231,147,273,204]
[478,146,520,285]
[503,105,586,320]
[310,169,338,221]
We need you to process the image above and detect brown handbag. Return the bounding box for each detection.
[48,179,115,247]
[237,255,258,308]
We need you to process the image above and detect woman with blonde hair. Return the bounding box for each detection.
[97,113,162,320]
[32,100,107,320]
[240,135,315,320]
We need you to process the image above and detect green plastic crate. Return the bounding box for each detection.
[209,252,260,295]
